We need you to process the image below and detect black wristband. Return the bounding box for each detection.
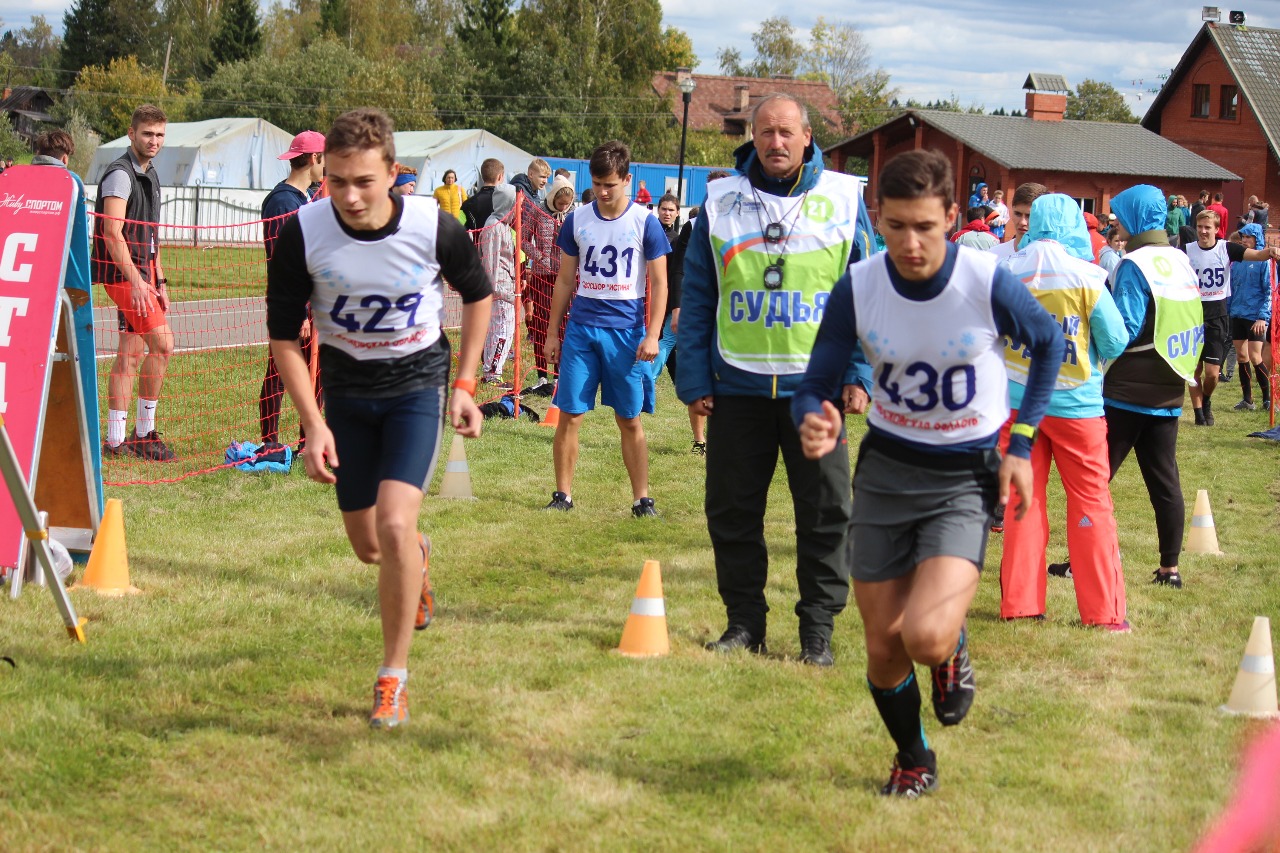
[157,278,168,288]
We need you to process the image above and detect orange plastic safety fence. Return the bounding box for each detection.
[90,201,581,485]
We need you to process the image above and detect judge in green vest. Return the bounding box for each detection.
[676,93,876,667]
[1104,184,1204,590]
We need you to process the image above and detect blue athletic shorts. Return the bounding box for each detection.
[553,322,655,419]
[324,386,446,512]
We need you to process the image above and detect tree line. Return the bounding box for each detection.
[0,5,1135,169]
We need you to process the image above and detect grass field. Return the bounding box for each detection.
[4,370,1280,851]
[90,245,268,309]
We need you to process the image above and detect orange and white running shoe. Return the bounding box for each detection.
[414,533,434,631]
[369,675,408,729]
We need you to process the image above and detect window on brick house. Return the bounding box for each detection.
[1070,197,1096,214]
[1221,85,1239,120]
[1193,84,1211,118]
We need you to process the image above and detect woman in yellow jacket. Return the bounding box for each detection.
[433,169,467,218]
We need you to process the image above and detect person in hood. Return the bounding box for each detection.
[967,181,990,212]
[1103,184,1203,589]
[677,93,876,670]
[480,184,519,387]
[1228,222,1273,411]
[998,194,1129,629]
[1082,212,1107,264]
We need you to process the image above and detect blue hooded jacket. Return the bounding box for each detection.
[1008,194,1128,418]
[968,182,989,211]
[1106,184,1186,416]
[1230,222,1272,323]
[675,139,876,401]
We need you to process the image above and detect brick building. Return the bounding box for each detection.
[651,68,841,139]
[1142,22,1280,219]
[826,79,1238,224]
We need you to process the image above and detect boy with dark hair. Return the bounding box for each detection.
[33,129,75,163]
[989,181,1049,260]
[266,107,493,728]
[794,149,1062,796]
[542,140,669,515]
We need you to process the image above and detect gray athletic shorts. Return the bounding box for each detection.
[849,436,1001,583]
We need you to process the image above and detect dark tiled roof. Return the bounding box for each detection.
[1207,24,1280,160]
[651,72,841,134]
[831,110,1239,181]
[0,86,53,113]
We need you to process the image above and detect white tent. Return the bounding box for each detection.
[393,130,537,196]
[87,117,297,189]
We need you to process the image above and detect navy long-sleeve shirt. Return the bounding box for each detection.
[792,242,1064,459]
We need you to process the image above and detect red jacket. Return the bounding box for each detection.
[951,219,992,242]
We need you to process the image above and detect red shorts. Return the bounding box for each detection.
[104,281,168,334]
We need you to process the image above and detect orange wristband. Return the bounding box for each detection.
[452,378,477,395]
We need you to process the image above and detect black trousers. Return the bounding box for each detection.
[1104,405,1184,568]
[704,395,851,641]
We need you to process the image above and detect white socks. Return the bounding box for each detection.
[378,667,408,682]
[136,399,158,436]
[107,410,128,446]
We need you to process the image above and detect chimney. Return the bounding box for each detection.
[1,87,10,102]
[1026,91,1067,121]
[734,84,750,113]
[675,66,692,88]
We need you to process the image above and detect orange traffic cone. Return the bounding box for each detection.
[1221,616,1279,718]
[618,560,669,657]
[540,382,561,428]
[1186,489,1223,555]
[437,434,476,499]
[77,498,140,596]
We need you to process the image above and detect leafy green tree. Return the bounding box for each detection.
[0,118,29,161]
[716,46,745,76]
[456,0,512,48]
[803,17,868,95]
[655,25,695,72]
[61,0,160,84]
[749,15,802,77]
[210,0,263,68]
[0,16,62,88]
[840,68,899,133]
[68,55,200,139]
[1066,79,1137,123]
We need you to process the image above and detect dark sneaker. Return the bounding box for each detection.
[1002,613,1046,622]
[798,635,833,667]
[102,440,134,459]
[631,497,657,518]
[1194,410,1206,426]
[1047,561,1073,579]
[1234,399,1257,411]
[880,751,939,798]
[368,675,408,729]
[544,491,574,511]
[414,533,434,631]
[931,622,975,726]
[705,625,767,655]
[1152,569,1183,589]
[126,430,177,462]
[691,440,707,456]
[1203,400,1215,426]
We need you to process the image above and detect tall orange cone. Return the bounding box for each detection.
[77,498,140,596]
[1221,616,1278,718]
[1186,489,1223,555]
[540,382,561,428]
[618,560,669,657]
[437,434,476,499]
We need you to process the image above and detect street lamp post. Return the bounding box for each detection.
[676,71,696,206]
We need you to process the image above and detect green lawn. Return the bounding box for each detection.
[5,371,1279,850]
[90,245,267,308]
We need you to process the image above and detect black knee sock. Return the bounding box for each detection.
[1256,364,1271,403]
[868,671,932,766]
[1240,366,1253,402]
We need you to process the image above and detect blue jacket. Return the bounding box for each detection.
[1230,223,1272,323]
[675,140,876,401]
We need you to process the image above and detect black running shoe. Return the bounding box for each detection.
[1152,569,1183,589]
[631,497,657,518]
[1047,561,1072,579]
[690,440,706,456]
[1203,399,1215,426]
[543,491,574,511]
[102,440,134,459]
[126,430,177,462]
[931,622,975,726]
[704,625,767,655]
[880,751,939,798]
[798,635,833,667]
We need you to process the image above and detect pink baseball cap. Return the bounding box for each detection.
[278,130,325,160]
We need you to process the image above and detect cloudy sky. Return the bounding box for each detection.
[5,0,1277,118]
